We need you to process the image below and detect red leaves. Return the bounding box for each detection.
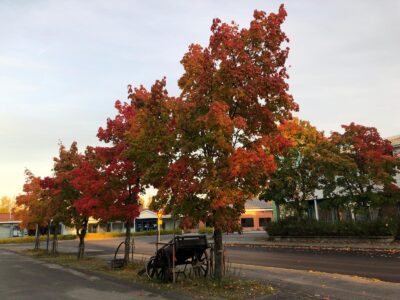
[229,147,276,184]
[332,123,397,180]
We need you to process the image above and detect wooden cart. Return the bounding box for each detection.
[146,234,210,282]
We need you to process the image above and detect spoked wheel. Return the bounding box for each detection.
[190,250,209,278]
[146,256,162,280]
[146,256,172,282]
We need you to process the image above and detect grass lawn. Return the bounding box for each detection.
[21,249,275,300]
[0,234,76,244]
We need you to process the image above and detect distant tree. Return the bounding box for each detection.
[14,170,50,250]
[128,5,297,279]
[326,123,400,219]
[0,196,13,214]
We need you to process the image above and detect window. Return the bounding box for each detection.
[241,218,254,228]
[259,218,271,227]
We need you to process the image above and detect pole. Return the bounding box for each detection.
[156,220,159,251]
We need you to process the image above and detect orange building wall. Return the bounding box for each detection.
[240,210,273,231]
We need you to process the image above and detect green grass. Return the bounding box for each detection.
[21,249,274,299]
[86,229,183,240]
[0,234,76,244]
[1,229,202,244]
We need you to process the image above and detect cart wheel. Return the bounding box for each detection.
[146,256,162,280]
[146,256,172,282]
[191,251,209,277]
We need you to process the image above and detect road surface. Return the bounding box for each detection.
[0,248,176,300]
[49,234,400,283]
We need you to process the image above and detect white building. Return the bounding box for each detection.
[0,213,21,238]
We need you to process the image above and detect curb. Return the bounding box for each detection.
[223,242,400,254]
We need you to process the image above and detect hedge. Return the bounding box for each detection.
[198,227,214,234]
[265,218,395,237]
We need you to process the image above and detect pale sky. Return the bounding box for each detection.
[1,0,399,197]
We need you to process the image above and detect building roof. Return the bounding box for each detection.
[245,199,273,210]
[0,213,20,223]
[388,135,400,147]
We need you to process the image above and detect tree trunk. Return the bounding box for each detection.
[52,223,58,254]
[77,218,88,259]
[124,220,132,265]
[275,203,281,221]
[34,223,40,250]
[213,228,223,280]
[296,203,303,221]
[46,221,51,252]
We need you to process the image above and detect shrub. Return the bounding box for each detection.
[198,227,214,234]
[265,218,392,237]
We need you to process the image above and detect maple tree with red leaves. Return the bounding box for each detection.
[47,142,90,256]
[326,123,400,219]
[128,5,297,279]
[90,99,142,263]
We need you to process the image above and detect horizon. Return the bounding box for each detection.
[1,0,399,197]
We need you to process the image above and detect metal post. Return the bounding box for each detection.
[156,221,159,251]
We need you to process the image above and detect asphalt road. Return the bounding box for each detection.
[0,249,175,300]
[54,235,400,283]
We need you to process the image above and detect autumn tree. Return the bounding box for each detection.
[70,147,105,258]
[50,142,90,256]
[94,100,142,264]
[326,123,400,219]
[129,5,297,279]
[14,170,50,250]
[260,119,329,219]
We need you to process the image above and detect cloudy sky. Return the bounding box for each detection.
[1,0,399,197]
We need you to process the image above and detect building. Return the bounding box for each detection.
[0,213,22,238]
[239,199,274,231]
[388,135,400,158]
[60,209,178,235]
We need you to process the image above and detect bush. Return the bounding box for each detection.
[198,227,214,234]
[265,218,392,237]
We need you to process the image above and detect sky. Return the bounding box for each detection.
[1,0,399,197]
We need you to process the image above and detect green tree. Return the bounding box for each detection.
[260,118,329,219]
